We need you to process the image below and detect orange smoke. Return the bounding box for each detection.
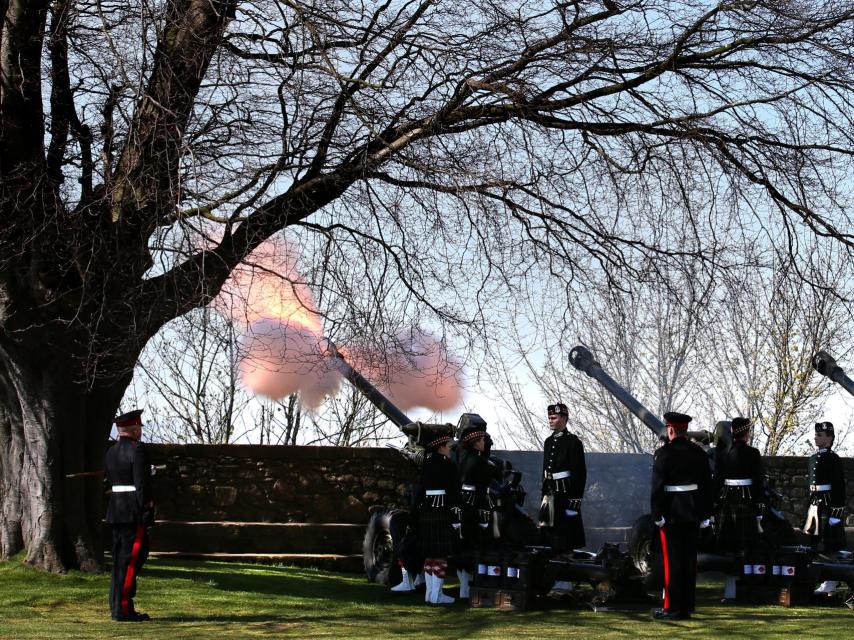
[216,238,337,409]
[216,238,463,415]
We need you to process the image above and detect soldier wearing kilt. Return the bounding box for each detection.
[539,403,587,553]
[455,414,495,599]
[418,428,460,604]
[805,421,848,594]
[714,416,764,601]
[651,412,713,621]
[538,402,586,595]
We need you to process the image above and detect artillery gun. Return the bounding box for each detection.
[813,351,854,398]
[330,342,649,605]
[569,344,854,604]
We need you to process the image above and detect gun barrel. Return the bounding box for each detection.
[812,351,854,398]
[325,340,414,429]
[568,345,666,438]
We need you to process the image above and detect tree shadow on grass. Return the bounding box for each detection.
[141,560,400,601]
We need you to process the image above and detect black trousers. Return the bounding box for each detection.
[109,523,149,618]
[659,522,699,614]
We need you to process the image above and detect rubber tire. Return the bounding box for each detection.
[628,514,658,576]
[363,508,407,585]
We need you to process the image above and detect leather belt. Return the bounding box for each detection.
[544,470,571,480]
[461,484,476,491]
[111,485,136,493]
[664,484,697,492]
[724,479,752,486]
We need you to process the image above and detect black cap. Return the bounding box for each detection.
[731,417,751,435]
[114,409,143,427]
[460,425,488,445]
[815,421,834,435]
[547,403,568,417]
[663,411,692,429]
[415,424,454,450]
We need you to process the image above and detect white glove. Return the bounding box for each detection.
[451,523,461,530]
[699,518,711,529]
[655,517,665,527]
[829,517,842,526]
[565,509,578,517]
[756,515,763,521]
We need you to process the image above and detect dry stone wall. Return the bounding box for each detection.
[143,444,854,528]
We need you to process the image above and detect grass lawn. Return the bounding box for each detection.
[0,555,851,639]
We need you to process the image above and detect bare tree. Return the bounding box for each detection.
[698,252,854,454]
[3,0,854,572]
[494,257,716,452]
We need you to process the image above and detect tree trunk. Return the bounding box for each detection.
[0,347,130,573]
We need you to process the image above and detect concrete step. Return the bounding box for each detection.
[149,551,364,573]
[144,521,366,555]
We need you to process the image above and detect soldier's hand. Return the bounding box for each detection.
[829,517,842,526]
[655,516,665,527]
[565,509,578,517]
[699,518,711,529]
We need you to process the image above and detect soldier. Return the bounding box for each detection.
[104,409,155,622]
[651,412,713,621]
[417,427,461,604]
[714,416,765,602]
[455,414,495,599]
[539,402,586,594]
[804,421,847,594]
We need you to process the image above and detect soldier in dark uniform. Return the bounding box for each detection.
[714,416,765,601]
[104,409,154,622]
[455,413,495,599]
[417,427,460,604]
[651,412,713,621]
[804,421,847,594]
[539,402,586,594]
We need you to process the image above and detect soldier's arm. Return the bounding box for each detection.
[650,449,665,522]
[752,449,765,507]
[831,453,846,507]
[698,449,714,519]
[570,437,587,499]
[132,446,153,510]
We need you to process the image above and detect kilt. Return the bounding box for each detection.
[418,507,458,558]
[805,495,847,553]
[540,493,585,552]
[456,505,494,569]
[715,495,758,554]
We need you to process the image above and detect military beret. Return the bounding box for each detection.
[731,417,751,434]
[815,421,834,434]
[547,403,569,417]
[114,409,143,427]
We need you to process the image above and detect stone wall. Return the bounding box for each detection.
[144,444,854,528]
[146,444,415,524]
[765,456,854,527]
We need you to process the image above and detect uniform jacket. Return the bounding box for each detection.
[808,448,846,507]
[651,436,713,525]
[420,452,461,509]
[541,428,586,499]
[104,437,153,524]
[457,448,494,508]
[714,440,765,505]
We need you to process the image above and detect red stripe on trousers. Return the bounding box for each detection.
[659,527,670,610]
[121,524,145,615]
